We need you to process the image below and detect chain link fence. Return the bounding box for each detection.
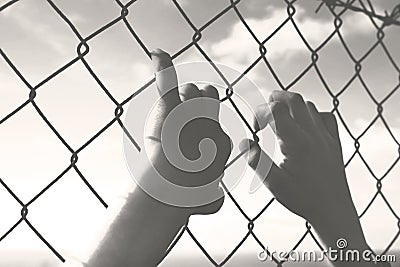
[0,0,399,265]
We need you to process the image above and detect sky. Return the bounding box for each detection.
[0,0,400,266]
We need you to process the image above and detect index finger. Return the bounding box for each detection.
[269,90,314,131]
[151,49,181,109]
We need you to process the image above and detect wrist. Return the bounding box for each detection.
[310,208,368,252]
[132,150,224,214]
[306,187,367,248]
[129,185,192,222]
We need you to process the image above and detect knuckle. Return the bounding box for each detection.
[269,101,286,115]
[288,92,304,104]
[204,85,219,96]
[269,90,283,102]
[305,100,314,107]
[306,101,317,113]
[185,82,197,88]
[180,83,198,94]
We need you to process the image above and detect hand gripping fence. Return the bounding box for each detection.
[0,0,399,265]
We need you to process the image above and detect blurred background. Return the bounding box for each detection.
[0,0,399,266]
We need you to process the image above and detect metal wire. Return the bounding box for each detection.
[0,0,399,265]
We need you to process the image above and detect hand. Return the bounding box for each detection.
[240,90,367,250]
[141,49,232,215]
[87,51,232,267]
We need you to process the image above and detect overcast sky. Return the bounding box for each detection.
[0,0,399,266]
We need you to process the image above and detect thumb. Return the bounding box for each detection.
[239,139,285,193]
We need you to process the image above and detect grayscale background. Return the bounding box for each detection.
[0,0,399,266]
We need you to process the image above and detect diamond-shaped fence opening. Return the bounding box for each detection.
[0,0,399,266]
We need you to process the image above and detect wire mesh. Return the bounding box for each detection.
[0,0,399,265]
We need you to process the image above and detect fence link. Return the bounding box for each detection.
[0,0,399,265]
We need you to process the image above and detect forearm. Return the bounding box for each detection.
[87,184,190,267]
[313,221,370,266]
[312,206,389,267]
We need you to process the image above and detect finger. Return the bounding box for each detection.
[320,112,340,140]
[306,101,328,132]
[269,90,314,130]
[269,101,302,142]
[179,83,201,101]
[239,139,286,193]
[151,49,181,109]
[253,103,273,132]
[201,85,219,100]
[192,174,225,215]
[201,85,220,122]
[194,195,224,215]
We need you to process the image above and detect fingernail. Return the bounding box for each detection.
[151,49,172,71]
[150,48,167,57]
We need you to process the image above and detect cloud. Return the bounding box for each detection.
[0,0,76,57]
[12,16,68,55]
[205,6,374,69]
